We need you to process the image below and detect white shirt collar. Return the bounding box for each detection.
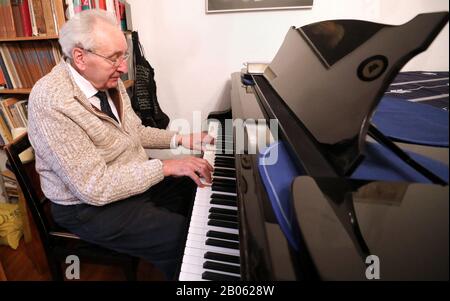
[67,63,100,99]
[67,62,121,125]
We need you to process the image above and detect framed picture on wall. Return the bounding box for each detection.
[206,0,313,14]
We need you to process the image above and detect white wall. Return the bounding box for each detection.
[129,0,449,130]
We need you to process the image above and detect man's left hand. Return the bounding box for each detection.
[178,132,215,151]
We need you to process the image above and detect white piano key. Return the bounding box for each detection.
[181,262,241,278]
[184,246,206,258]
[182,254,206,266]
[178,271,205,281]
[187,232,206,243]
[213,176,236,181]
[195,203,237,211]
[210,190,237,197]
[181,262,203,275]
[188,220,239,235]
[214,166,236,171]
[183,254,241,268]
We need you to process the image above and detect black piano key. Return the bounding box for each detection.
[215,162,235,169]
[215,154,235,158]
[215,165,236,171]
[211,193,236,201]
[207,230,239,241]
[213,178,236,186]
[212,184,236,193]
[213,170,236,178]
[210,199,237,207]
[219,141,234,147]
[208,219,239,229]
[215,164,235,170]
[203,261,240,275]
[212,183,236,189]
[209,213,238,223]
[215,157,234,164]
[215,156,234,161]
[202,271,240,281]
[214,166,236,172]
[206,238,239,250]
[204,252,240,264]
[209,207,238,216]
[215,156,234,160]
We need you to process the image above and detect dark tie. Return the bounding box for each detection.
[95,91,118,123]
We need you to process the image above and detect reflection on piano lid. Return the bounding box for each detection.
[293,176,449,280]
[259,12,449,177]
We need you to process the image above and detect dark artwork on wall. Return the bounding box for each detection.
[206,0,313,13]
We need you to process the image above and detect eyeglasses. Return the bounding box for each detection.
[84,48,130,67]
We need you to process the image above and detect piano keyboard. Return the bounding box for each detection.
[178,121,241,281]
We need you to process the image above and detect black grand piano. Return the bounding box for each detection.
[178,12,449,281]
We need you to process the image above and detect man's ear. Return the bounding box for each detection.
[72,47,86,70]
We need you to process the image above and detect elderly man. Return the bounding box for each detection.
[27,9,213,280]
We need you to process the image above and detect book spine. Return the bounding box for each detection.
[27,0,38,35]
[31,0,46,35]
[81,0,89,10]
[4,0,17,38]
[0,51,13,89]
[73,0,82,13]
[98,0,106,10]
[19,0,32,36]
[52,0,66,32]
[10,0,24,37]
[40,0,56,35]
[0,0,8,38]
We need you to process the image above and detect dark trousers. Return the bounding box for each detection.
[51,176,196,280]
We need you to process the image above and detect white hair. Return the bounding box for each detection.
[59,9,118,59]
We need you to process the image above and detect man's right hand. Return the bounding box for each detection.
[162,156,213,187]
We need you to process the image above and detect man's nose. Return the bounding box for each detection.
[116,59,128,73]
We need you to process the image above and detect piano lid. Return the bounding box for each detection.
[263,12,449,176]
[292,176,449,280]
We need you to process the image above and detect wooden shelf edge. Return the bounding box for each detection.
[0,35,59,42]
[2,80,134,94]
[0,89,32,94]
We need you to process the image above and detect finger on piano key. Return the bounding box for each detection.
[200,178,212,186]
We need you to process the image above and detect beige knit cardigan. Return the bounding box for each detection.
[27,61,175,206]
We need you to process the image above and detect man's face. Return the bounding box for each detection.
[81,22,129,90]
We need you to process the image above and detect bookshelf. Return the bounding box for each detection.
[0,35,59,42]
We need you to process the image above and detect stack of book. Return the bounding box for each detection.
[1,169,18,203]
[0,96,28,146]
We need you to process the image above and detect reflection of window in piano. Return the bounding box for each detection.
[353,182,408,206]
[300,20,384,67]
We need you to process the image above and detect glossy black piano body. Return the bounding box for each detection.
[208,12,449,280]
